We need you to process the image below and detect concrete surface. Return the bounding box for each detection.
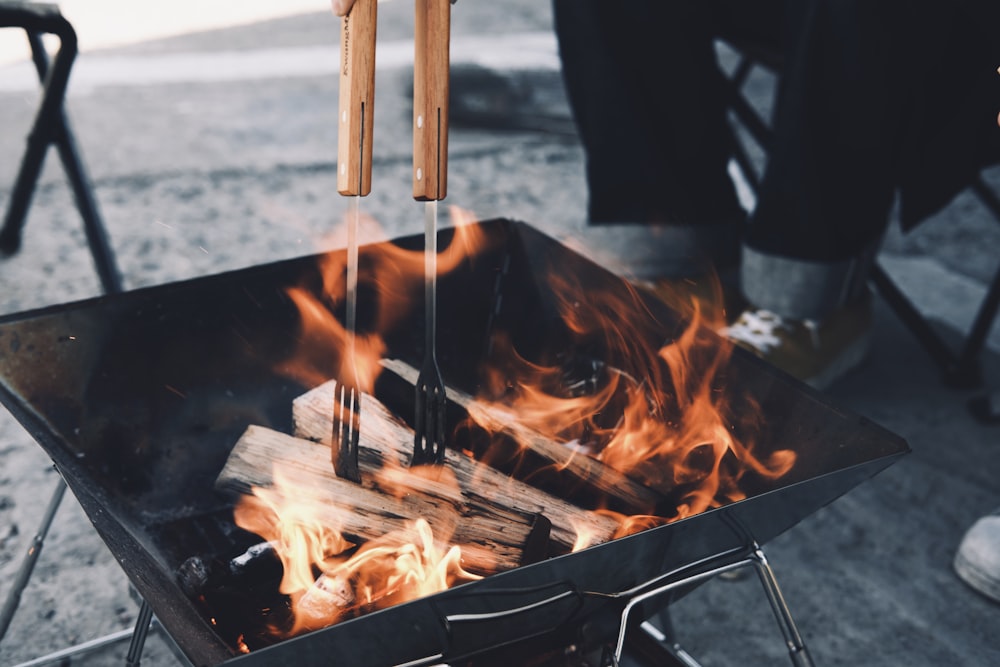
[0,3,998,666]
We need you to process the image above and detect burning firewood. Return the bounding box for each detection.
[292,380,620,553]
[217,425,547,574]
[378,358,663,514]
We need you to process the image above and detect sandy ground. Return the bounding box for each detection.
[0,2,999,665]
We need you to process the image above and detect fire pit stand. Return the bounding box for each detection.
[0,219,906,667]
[2,541,804,667]
[391,539,814,667]
[614,544,813,667]
[18,539,807,667]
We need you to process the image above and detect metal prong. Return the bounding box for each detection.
[412,376,447,465]
[412,199,448,467]
[333,381,361,483]
[333,186,362,483]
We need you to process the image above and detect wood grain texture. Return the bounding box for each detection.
[336,0,377,196]
[217,424,537,574]
[293,380,620,553]
[412,0,450,201]
[380,359,664,514]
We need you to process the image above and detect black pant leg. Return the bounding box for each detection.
[553,0,748,226]
[747,0,925,261]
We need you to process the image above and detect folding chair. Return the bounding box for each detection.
[718,36,1000,397]
[0,0,121,294]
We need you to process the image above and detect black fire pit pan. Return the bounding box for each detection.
[0,219,908,666]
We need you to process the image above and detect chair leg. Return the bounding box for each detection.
[0,103,51,255]
[53,115,123,294]
[124,599,155,667]
[868,262,981,386]
[1,27,122,294]
[954,266,1000,389]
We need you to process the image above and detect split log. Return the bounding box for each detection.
[217,424,546,574]
[292,380,620,554]
[378,358,662,513]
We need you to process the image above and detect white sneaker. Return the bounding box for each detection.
[954,511,1000,604]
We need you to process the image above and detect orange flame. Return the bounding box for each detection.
[275,206,491,392]
[241,211,494,638]
[234,466,481,637]
[473,268,796,522]
[233,216,798,642]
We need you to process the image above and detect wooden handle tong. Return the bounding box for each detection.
[335,0,452,472]
[412,0,451,467]
[334,0,376,482]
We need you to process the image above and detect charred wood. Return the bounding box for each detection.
[176,541,282,597]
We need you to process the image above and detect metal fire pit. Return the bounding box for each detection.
[0,219,908,666]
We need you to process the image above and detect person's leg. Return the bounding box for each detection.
[553,0,742,226]
[740,0,919,321]
[553,0,770,278]
[722,0,951,389]
[721,0,902,387]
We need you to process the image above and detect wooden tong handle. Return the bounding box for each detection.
[337,0,377,197]
[413,0,450,202]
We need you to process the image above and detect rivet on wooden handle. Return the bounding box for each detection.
[413,0,450,202]
[337,0,377,197]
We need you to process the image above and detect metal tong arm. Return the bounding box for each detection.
[422,201,439,359]
[334,0,376,482]
[411,0,451,468]
[413,0,451,364]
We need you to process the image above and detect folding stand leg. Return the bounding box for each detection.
[0,31,56,257]
[8,618,158,667]
[0,478,66,642]
[750,547,814,667]
[1,477,166,667]
[627,618,704,667]
[125,599,155,667]
[609,545,815,667]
